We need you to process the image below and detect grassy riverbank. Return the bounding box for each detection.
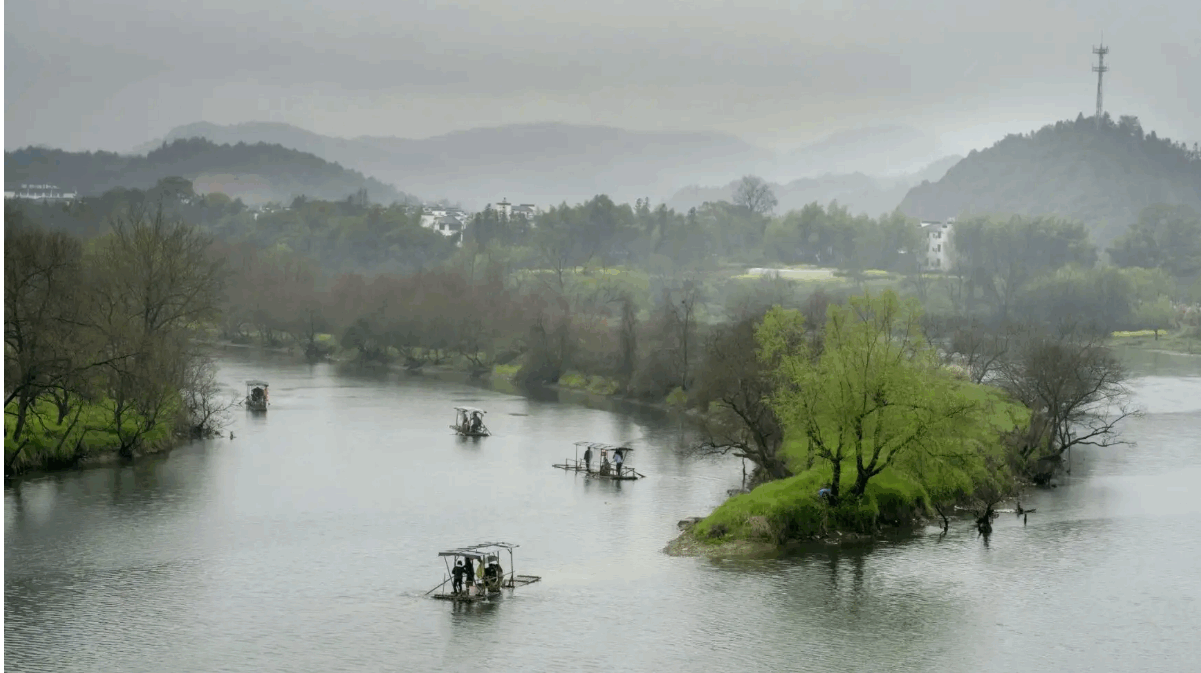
[1109,328,1201,355]
[667,380,1031,555]
[4,398,178,475]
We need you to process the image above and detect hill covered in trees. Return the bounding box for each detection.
[899,114,1201,246]
[4,138,416,206]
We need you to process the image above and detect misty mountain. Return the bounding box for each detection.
[667,155,963,216]
[134,121,775,209]
[5,138,414,206]
[900,114,1201,246]
[774,125,946,180]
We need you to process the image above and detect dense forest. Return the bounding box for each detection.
[4,138,415,206]
[900,114,1201,246]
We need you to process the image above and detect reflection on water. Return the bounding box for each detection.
[6,348,1201,672]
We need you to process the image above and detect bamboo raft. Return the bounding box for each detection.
[450,407,491,437]
[427,542,541,603]
[553,441,645,480]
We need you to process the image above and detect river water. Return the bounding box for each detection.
[5,347,1201,672]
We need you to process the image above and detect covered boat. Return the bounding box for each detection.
[427,542,541,602]
[553,441,644,480]
[451,407,491,437]
[244,380,269,412]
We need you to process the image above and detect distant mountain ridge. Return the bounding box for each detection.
[133,121,776,209]
[776,125,945,180]
[668,154,963,216]
[6,138,414,206]
[899,114,1201,245]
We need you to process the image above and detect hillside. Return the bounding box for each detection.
[899,114,1201,245]
[134,121,775,209]
[5,138,414,206]
[668,155,963,216]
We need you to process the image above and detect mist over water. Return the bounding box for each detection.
[6,348,1201,672]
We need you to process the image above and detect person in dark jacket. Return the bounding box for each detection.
[583,445,593,472]
[463,557,476,593]
[452,560,465,594]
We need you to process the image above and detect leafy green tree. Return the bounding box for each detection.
[949,214,1097,319]
[757,290,981,504]
[1107,204,1201,279]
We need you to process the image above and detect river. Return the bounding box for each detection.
[5,347,1201,672]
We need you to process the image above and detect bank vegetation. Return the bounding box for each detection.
[4,203,232,476]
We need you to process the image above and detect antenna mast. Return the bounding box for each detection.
[1092,37,1109,128]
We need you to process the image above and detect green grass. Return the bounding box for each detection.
[557,371,622,395]
[4,396,177,473]
[1108,328,1201,354]
[492,363,521,379]
[694,464,928,542]
[665,387,688,407]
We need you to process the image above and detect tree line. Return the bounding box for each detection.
[4,202,228,475]
[10,180,1194,491]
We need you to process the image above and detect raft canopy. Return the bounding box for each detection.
[454,406,486,414]
[245,380,270,387]
[438,541,517,561]
[573,441,632,453]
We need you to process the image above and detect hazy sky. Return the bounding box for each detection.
[5,0,1199,154]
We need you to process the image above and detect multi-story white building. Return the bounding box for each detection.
[919,218,955,269]
[5,183,78,202]
[489,199,539,220]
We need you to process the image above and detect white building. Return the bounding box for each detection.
[919,218,955,270]
[486,199,539,221]
[5,184,78,202]
[419,205,470,245]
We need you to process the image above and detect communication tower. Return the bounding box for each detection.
[1092,38,1109,128]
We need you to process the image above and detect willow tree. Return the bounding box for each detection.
[756,290,981,505]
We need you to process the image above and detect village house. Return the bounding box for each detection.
[420,205,470,238]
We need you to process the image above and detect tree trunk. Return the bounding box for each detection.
[852,469,872,499]
[828,459,842,506]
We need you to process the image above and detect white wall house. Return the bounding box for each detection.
[419,205,470,245]
[5,184,78,202]
[920,218,955,269]
[485,199,539,222]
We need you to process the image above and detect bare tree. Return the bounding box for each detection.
[690,316,792,481]
[181,357,237,438]
[657,281,702,392]
[88,203,227,456]
[998,325,1138,478]
[5,218,85,465]
[732,175,778,216]
[3,215,125,472]
[948,319,1022,384]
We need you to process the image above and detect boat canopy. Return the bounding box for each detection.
[573,441,632,453]
[245,380,270,387]
[437,541,517,561]
[454,407,486,414]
